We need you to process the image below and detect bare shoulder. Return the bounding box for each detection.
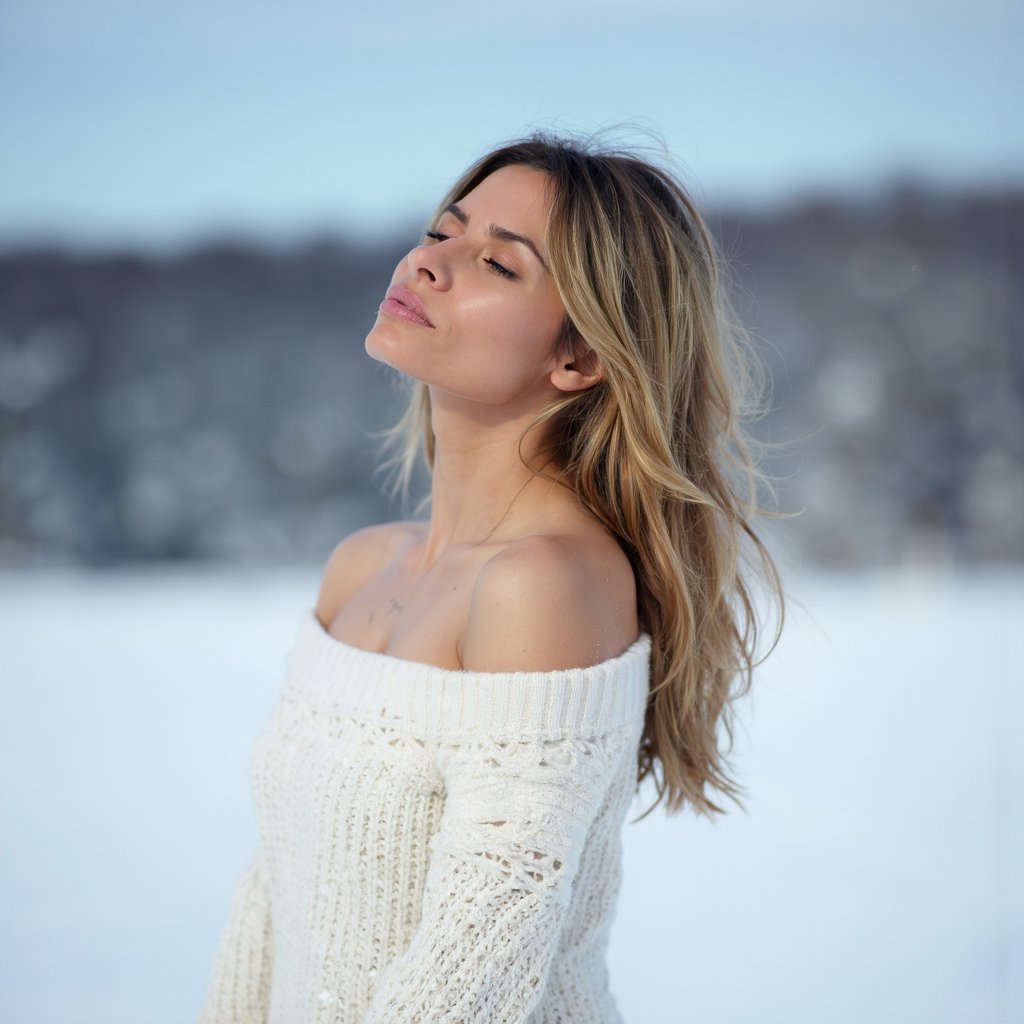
[314,520,425,624]
[460,530,638,672]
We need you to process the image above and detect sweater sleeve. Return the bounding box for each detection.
[360,728,629,1024]
[197,848,275,1024]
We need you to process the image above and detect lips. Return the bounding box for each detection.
[381,285,435,328]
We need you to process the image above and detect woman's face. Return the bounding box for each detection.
[365,164,569,411]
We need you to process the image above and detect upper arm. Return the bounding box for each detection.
[460,535,637,672]
[313,521,418,625]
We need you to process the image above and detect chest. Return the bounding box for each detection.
[323,549,485,669]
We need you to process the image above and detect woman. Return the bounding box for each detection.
[199,133,783,1023]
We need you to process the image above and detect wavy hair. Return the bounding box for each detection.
[380,132,784,820]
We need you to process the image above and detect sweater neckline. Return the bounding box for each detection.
[281,608,652,737]
[308,608,650,679]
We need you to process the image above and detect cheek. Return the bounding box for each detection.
[470,290,562,352]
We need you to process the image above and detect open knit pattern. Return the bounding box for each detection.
[198,608,651,1024]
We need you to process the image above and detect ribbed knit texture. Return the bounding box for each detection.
[198,608,651,1024]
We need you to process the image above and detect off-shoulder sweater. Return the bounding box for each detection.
[197,608,651,1024]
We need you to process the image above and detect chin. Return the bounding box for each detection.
[364,320,394,365]
[364,326,416,380]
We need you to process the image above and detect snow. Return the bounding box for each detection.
[1,565,1019,1023]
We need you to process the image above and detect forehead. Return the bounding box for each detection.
[455,164,554,234]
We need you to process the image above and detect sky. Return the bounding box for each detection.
[1,0,1021,249]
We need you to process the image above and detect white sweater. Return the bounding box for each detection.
[198,608,651,1024]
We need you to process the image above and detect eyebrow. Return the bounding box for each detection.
[445,203,549,272]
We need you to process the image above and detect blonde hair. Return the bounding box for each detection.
[380,132,784,820]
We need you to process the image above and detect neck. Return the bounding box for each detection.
[417,388,564,568]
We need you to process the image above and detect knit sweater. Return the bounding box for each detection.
[198,608,651,1024]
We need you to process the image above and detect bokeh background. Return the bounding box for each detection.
[1,2,1021,1022]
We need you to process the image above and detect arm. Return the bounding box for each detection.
[360,727,630,1024]
[361,539,637,1023]
[197,850,275,1024]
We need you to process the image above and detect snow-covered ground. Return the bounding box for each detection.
[1,565,1019,1023]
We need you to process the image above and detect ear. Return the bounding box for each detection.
[550,346,603,393]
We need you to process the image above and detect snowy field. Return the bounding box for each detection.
[0,565,1020,1024]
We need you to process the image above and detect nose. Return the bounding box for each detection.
[406,240,451,289]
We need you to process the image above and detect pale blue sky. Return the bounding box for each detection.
[1,0,1020,249]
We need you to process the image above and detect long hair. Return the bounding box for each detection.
[380,132,784,820]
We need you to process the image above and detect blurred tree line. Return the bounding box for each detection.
[0,183,1020,568]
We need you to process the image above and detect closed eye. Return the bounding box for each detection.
[485,258,515,279]
[422,230,517,280]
